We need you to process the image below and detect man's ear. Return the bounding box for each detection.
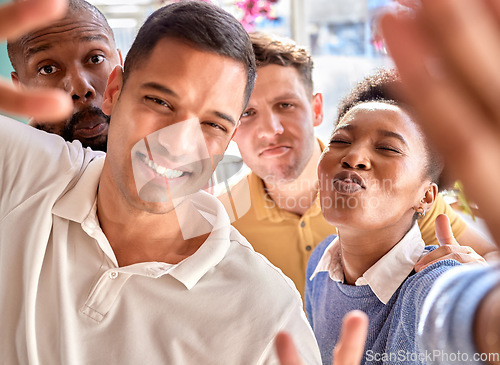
[102,65,123,115]
[117,49,124,66]
[11,72,20,86]
[312,92,323,127]
[421,183,438,213]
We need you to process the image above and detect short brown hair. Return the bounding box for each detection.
[123,2,256,109]
[249,32,314,94]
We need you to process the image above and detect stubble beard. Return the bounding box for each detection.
[259,159,308,188]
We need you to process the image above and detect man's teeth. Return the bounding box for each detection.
[154,164,183,179]
[138,153,184,179]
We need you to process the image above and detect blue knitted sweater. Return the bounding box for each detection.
[306,235,461,365]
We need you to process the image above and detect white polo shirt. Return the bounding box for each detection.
[0,116,321,365]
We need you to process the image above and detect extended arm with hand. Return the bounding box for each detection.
[381,0,500,361]
[0,0,71,120]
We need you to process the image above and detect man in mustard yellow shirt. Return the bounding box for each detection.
[230,32,496,298]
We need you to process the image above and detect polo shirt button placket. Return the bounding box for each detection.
[81,269,132,322]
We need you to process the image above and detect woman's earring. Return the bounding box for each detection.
[414,206,425,219]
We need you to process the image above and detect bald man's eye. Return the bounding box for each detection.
[38,65,59,76]
[88,55,105,65]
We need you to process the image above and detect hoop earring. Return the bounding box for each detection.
[414,206,425,219]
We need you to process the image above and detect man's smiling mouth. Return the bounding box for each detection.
[136,151,185,179]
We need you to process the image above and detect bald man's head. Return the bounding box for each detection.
[7,0,122,151]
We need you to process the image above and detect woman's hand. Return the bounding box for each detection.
[415,214,487,272]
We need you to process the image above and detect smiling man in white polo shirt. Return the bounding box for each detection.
[0,2,320,364]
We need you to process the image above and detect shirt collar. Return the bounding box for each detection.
[167,191,231,289]
[310,223,426,304]
[250,138,325,222]
[52,156,233,291]
[52,155,104,222]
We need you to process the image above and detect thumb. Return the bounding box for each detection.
[435,214,459,246]
[333,311,369,365]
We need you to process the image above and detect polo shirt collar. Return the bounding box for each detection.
[310,222,426,304]
[167,191,231,289]
[52,155,104,223]
[53,160,231,290]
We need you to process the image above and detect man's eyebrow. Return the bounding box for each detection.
[26,44,53,60]
[272,92,300,103]
[379,129,409,147]
[80,34,109,42]
[213,111,236,126]
[142,82,178,97]
[25,34,110,61]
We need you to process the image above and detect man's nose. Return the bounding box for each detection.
[257,111,284,139]
[157,120,206,162]
[60,68,96,104]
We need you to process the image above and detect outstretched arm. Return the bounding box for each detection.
[0,0,71,120]
[380,0,500,247]
[381,0,500,360]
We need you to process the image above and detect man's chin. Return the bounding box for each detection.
[258,166,301,185]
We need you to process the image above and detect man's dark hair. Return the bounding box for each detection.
[249,32,314,94]
[7,0,113,71]
[123,1,256,109]
[336,68,444,188]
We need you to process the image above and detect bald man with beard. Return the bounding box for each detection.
[7,0,122,152]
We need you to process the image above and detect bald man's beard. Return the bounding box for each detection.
[61,106,110,152]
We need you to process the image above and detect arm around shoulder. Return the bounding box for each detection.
[419,194,497,256]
